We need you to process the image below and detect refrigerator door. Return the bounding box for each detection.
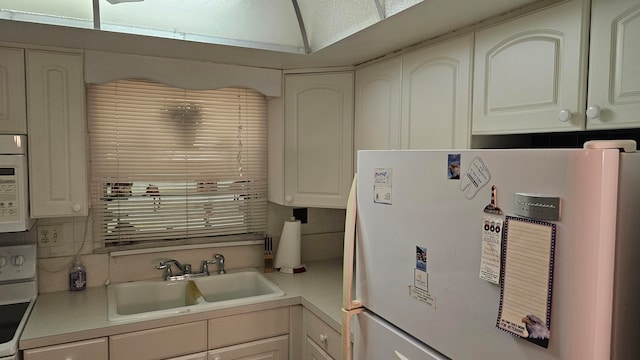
[353,311,447,360]
[355,149,624,360]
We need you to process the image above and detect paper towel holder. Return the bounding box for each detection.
[274,217,307,274]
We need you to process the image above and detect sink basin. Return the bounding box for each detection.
[192,269,285,305]
[107,280,204,321]
[107,268,284,321]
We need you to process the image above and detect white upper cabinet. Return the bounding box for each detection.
[354,57,402,154]
[0,47,27,134]
[26,50,88,217]
[587,0,640,129]
[472,0,590,134]
[401,33,473,149]
[354,33,473,158]
[282,72,354,209]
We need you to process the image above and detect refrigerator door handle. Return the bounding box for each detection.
[342,174,363,360]
[342,307,364,360]
[342,174,361,310]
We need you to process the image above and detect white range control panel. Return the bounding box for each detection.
[0,244,36,282]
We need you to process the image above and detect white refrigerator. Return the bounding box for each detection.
[342,141,640,360]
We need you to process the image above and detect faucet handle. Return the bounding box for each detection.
[156,263,173,279]
[183,263,192,274]
[200,259,216,275]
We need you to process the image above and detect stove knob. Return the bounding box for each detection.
[0,256,6,267]
[11,255,25,266]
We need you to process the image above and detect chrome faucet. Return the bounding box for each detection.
[156,259,195,280]
[214,253,226,274]
[156,256,225,280]
[157,259,191,274]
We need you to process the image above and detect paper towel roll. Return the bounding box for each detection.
[274,217,305,273]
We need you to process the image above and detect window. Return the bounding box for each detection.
[88,79,267,251]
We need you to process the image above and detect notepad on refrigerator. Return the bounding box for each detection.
[496,216,556,348]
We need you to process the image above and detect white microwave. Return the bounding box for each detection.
[0,135,33,232]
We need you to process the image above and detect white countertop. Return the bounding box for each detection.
[20,258,343,350]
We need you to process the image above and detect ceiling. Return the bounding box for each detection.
[0,0,547,70]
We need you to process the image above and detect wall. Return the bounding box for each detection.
[0,18,353,294]
[6,202,344,293]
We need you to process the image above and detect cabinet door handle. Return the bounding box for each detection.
[320,333,328,344]
[72,204,82,212]
[285,195,293,203]
[586,105,601,119]
[558,109,572,122]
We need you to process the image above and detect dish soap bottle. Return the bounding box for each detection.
[69,256,87,291]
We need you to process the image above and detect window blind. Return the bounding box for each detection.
[88,79,267,251]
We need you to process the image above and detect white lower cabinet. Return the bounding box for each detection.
[23,307,298,360]
[139,351,211,360]
[110,321,207,360]
[305,337,333,360]
[208,307,290,360]
[168,353,209,360]
[208,335,289,360]
[208,307,289,350]
[302,309,341,360]
[23,337,108,360]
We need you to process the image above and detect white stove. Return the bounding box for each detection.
[0,244,36,360]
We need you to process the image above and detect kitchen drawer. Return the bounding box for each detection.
[208,307,289,349]
[306,337,333,360]
[209,335,288,360]
[168,352,208,360]
[23,337,108,360]
[110,321,207,360]
[304,310,341,360]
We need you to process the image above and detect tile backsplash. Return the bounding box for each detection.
[22,201,345,293]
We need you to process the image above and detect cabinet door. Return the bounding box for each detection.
[472,0,590,134]
[354,57,402,156]
[402,33,473,149]
[208,335,288,360]
[110,321,207,360]
[0,47,26,134]
[303,309,341,360]
[305,337,333,360]
[587,0,640,129]
[284,72,353,209]
[26,50,88,217]
[208,307,289,349]
[168,352,208,360]
[23,337,108,360]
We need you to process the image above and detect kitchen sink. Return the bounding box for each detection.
[107,268,284,321]
[192,269,285,304]
[107,280,204,321]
